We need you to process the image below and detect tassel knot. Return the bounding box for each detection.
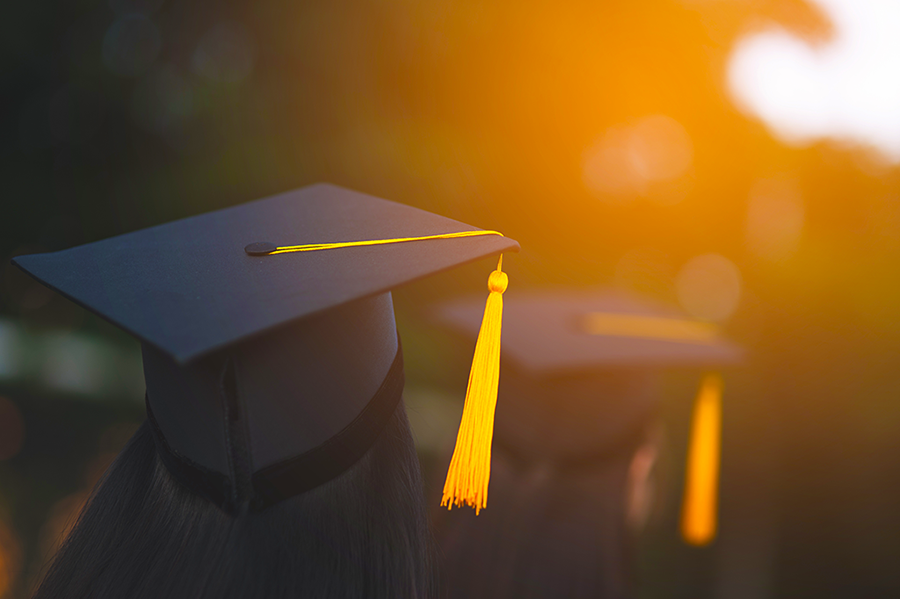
[488,270,508,294]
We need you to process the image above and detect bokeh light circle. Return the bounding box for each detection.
[108,0,165,15]
[192,23,256,83]
[676,254,743,322]
[132,66,195,134]
[627,115,693,181]
[745,178,805,261]
[102,15,162,77]
[583,114,693,200]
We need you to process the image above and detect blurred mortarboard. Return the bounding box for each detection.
[12,183,518,514]
[439,289,741,374]
[438,288,743,545]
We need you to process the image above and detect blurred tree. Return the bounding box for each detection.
[3,0,900,597]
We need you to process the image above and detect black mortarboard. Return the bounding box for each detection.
[438,288,742,544]
[12,183,518,514]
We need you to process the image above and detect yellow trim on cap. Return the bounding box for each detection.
[269,230,504,254]
[582,313,719,344]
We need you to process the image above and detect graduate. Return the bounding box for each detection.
[15,183,518,599]
[434,289,741,599]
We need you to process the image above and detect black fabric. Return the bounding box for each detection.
[146,397,231,509]
[142,292,400,476]
[251,347,405,510]
[12,183,518,364]
[490,366,660,463]
[220,357,255,509]
[146,347,405,513]
[492,409,653,474]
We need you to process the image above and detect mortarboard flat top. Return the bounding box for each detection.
[439,289,741,374]
[12,183,518,364]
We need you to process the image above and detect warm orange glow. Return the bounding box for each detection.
[680,373,722,546]
[676,254,743,322]
[0,550,7,599]
[582,312,720,343]
[0,519,21,599]
[39,492,89,565]
[582,115,694,203]
[745,177,805,261]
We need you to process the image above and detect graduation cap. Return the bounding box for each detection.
[438,289,742,545]
[12,183,518,514]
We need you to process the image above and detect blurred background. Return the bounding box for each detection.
[2,0,900,596]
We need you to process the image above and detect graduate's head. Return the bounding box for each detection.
[16,183,519,599]
[434,288,741,599]
[140,290,402,514]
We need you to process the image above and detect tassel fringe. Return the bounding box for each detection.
[441,255,507,514]
[680,372,722,546]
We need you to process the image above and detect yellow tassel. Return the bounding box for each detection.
[441,255,507,514]
[680,373,722,546]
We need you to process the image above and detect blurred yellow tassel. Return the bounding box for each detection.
[441,255,507,514]
[680,373,722,546]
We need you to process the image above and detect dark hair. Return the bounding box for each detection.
[434,365,659,599]
[434,438,643,599]
[33,401,433,599]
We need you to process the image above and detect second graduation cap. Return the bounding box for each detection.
[438,288,742,544]
[13,183,518,514]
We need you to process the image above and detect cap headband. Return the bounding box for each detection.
[147,345,405,514]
